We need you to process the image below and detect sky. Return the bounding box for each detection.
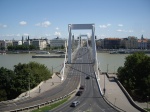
[0,0,150,40]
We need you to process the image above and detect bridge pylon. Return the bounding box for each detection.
[68,24,96,63]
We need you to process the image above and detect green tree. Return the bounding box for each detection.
[0,62,52,101]
[13,62,52,96]
[117,52,150,101]
[0,67,15,100]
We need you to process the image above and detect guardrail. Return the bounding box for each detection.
[9,89,76,112]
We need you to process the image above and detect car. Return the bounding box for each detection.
[79,85,84,89]
[70,101,80,107]
[76,91,83,96]
[86,76,90,79]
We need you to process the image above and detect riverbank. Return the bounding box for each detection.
[32,54,66,58]
[97,49,150,54]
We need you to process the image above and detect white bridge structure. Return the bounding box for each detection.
[60,24,98,81]
[68,24,96,63]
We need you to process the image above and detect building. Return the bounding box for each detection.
[137,35,148,49]
[32,39,47,50]
[103,38,121,49]
[50,37,66,48]
[23,40,31,46]
[96,39,103,49]
[147,39,150,49]
[121,36,138,49]
[13,40,22,46]
[0,40,12,50]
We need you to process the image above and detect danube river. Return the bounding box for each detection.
[0,53,150,73]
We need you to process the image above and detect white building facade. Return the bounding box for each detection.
[32,39,47,50]
[0,40,13,50]
[50,37,66,48]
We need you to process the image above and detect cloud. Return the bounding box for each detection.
[116,29,133,32]
[54,32,61,37]
[16,34,21,36]
[19,21,27,25]
[101,34,106,37]
[0,24,8,28]
[23,33,29,36]
[35,21,51,27]
[45,34,51,36]
[99,24,111,28]
[107,24,111,26]
[99,25,107,28]
[56,27,59,30]
[118,24,123,27]
[86,33,91,37]
[141,30,145,32]
[3,25,7,28]
[116,29,123,32]
[129,30,133,32]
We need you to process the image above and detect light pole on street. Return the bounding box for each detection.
[147,96,149,110]
[104,64,108,95]
[107,64,109,73]
[51,66,53,75]
[28,72,30,97]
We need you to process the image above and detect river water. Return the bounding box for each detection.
[0,53,150,73]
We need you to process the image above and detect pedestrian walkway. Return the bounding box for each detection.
[99,73,140,112]
[29,74,62,98]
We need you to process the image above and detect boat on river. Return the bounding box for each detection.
[36,51,50,54]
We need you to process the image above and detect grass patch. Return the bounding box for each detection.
[31,96,70,112]
[144,108,150,112]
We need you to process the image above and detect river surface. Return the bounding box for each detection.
[0,53,150,73]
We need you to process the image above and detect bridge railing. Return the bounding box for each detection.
[93,50,104,95]
[60,47,79,81]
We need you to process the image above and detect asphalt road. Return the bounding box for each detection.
[52,47,117,112]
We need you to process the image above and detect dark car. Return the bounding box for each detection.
[79,85,84,89]
[76,91,83,96]
[86,76,90,79]
[70,101,80,107]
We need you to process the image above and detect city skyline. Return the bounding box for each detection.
[0,0,150,40]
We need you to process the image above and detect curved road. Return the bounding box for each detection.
[0,48,82,111]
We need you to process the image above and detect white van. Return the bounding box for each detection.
[70,101,80,107]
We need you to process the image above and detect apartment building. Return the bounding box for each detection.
[103,38,121,49]
[50,37,66,48]
[0,40,13,50]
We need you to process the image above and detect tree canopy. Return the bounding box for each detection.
[117,52,150,101]
[7,45,38,51]
[0,62,52,101]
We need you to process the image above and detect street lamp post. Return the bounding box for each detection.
[28,73,30,97]
[107,64,109,73]
[52,66,53,75]
[147,96,149,110]
[103,64,108,95]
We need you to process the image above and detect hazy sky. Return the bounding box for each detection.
[0,0,150,40]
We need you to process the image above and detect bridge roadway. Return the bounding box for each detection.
[52,47,117,112]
